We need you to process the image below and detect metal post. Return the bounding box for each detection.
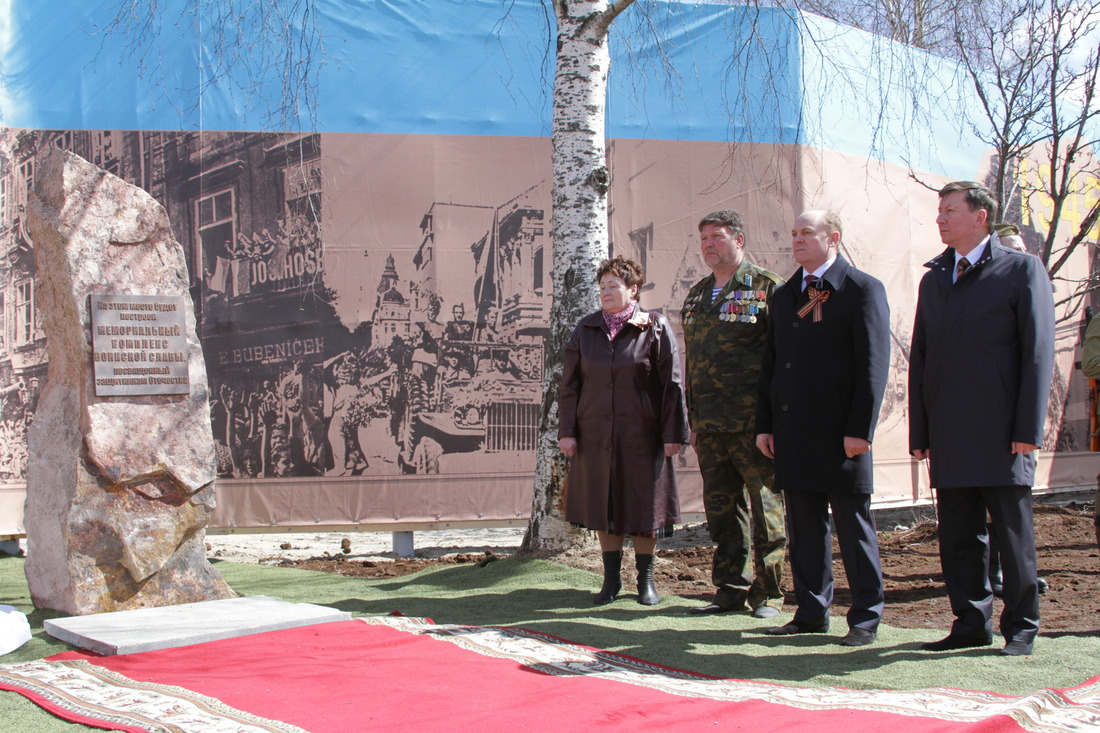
[392,531,415,558]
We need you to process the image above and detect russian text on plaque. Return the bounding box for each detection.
[90,294,191,396]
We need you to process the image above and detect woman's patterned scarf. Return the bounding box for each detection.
[603,300,638,340]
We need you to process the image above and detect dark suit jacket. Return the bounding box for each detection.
[756,255,891,493]
[908,242,1055,488]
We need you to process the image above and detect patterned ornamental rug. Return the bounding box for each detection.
[1,616,1098,733]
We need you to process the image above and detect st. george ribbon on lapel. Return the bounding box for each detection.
[797,285,830,322]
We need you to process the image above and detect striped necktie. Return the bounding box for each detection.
[955,257,971,283]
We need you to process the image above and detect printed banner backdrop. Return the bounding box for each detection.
[0,1,1095,535]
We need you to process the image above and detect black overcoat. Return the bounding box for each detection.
[908,242,1055,488]
[755,255,891,493]
[558,308,689,533]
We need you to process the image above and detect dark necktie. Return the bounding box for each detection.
[798,274,830,321]
[955,257,970,282]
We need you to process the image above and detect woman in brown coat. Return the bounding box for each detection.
[558,257,689,605]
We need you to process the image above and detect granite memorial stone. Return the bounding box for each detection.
[23,148,234,614]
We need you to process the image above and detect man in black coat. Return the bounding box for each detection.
[756,209,891,647]
[909,181,1055,657]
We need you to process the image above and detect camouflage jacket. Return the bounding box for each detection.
[681,259,783,434]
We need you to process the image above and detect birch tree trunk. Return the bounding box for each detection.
[521,0,636,554]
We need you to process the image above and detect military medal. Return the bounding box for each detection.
[682,290,706,325]
[714,276,770,325]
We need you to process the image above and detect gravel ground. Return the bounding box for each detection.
[203,523,726,565]
[204,527,532,564]
[202,504,943,566]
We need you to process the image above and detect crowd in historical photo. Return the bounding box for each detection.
[0,378,35,481]
[207,291,542,479]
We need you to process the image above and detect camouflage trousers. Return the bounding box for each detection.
[695,431,786,609]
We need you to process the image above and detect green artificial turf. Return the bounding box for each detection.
[2,554,1097,732]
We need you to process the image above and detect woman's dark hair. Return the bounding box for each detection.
[595,256,645,296]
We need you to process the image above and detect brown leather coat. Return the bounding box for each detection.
[558,307,689,533]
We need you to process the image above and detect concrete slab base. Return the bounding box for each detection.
[44,595,352,656]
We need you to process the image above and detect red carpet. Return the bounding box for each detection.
[1,616,1097,732]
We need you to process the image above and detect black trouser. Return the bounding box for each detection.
[785,490,883,632]
[934,485,1039,643]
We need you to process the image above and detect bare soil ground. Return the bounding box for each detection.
[277,504,1099,636]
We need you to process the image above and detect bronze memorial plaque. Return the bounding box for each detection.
[90,294,190,396]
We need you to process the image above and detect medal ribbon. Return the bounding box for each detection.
[797,286,830,322]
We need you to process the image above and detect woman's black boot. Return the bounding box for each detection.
[594,551,622,605]
[636,553,659,605]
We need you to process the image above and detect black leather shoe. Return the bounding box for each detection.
[1001,640,1034,656]
[989,549,1003,597]
[839,628,877,647]
[993,577,1047,597]
[687,603,731,615]
[751,605,780,619]
[921,634,992,652]
[765,619,829,635]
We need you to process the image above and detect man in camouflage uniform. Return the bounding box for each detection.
[681,210,787,618]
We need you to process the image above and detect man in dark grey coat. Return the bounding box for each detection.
[909,181,1055,657]
[756,209,891,647]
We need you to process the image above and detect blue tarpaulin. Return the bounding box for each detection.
[0,0,985,176]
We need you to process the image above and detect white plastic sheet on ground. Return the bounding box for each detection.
[0,604,31,656]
